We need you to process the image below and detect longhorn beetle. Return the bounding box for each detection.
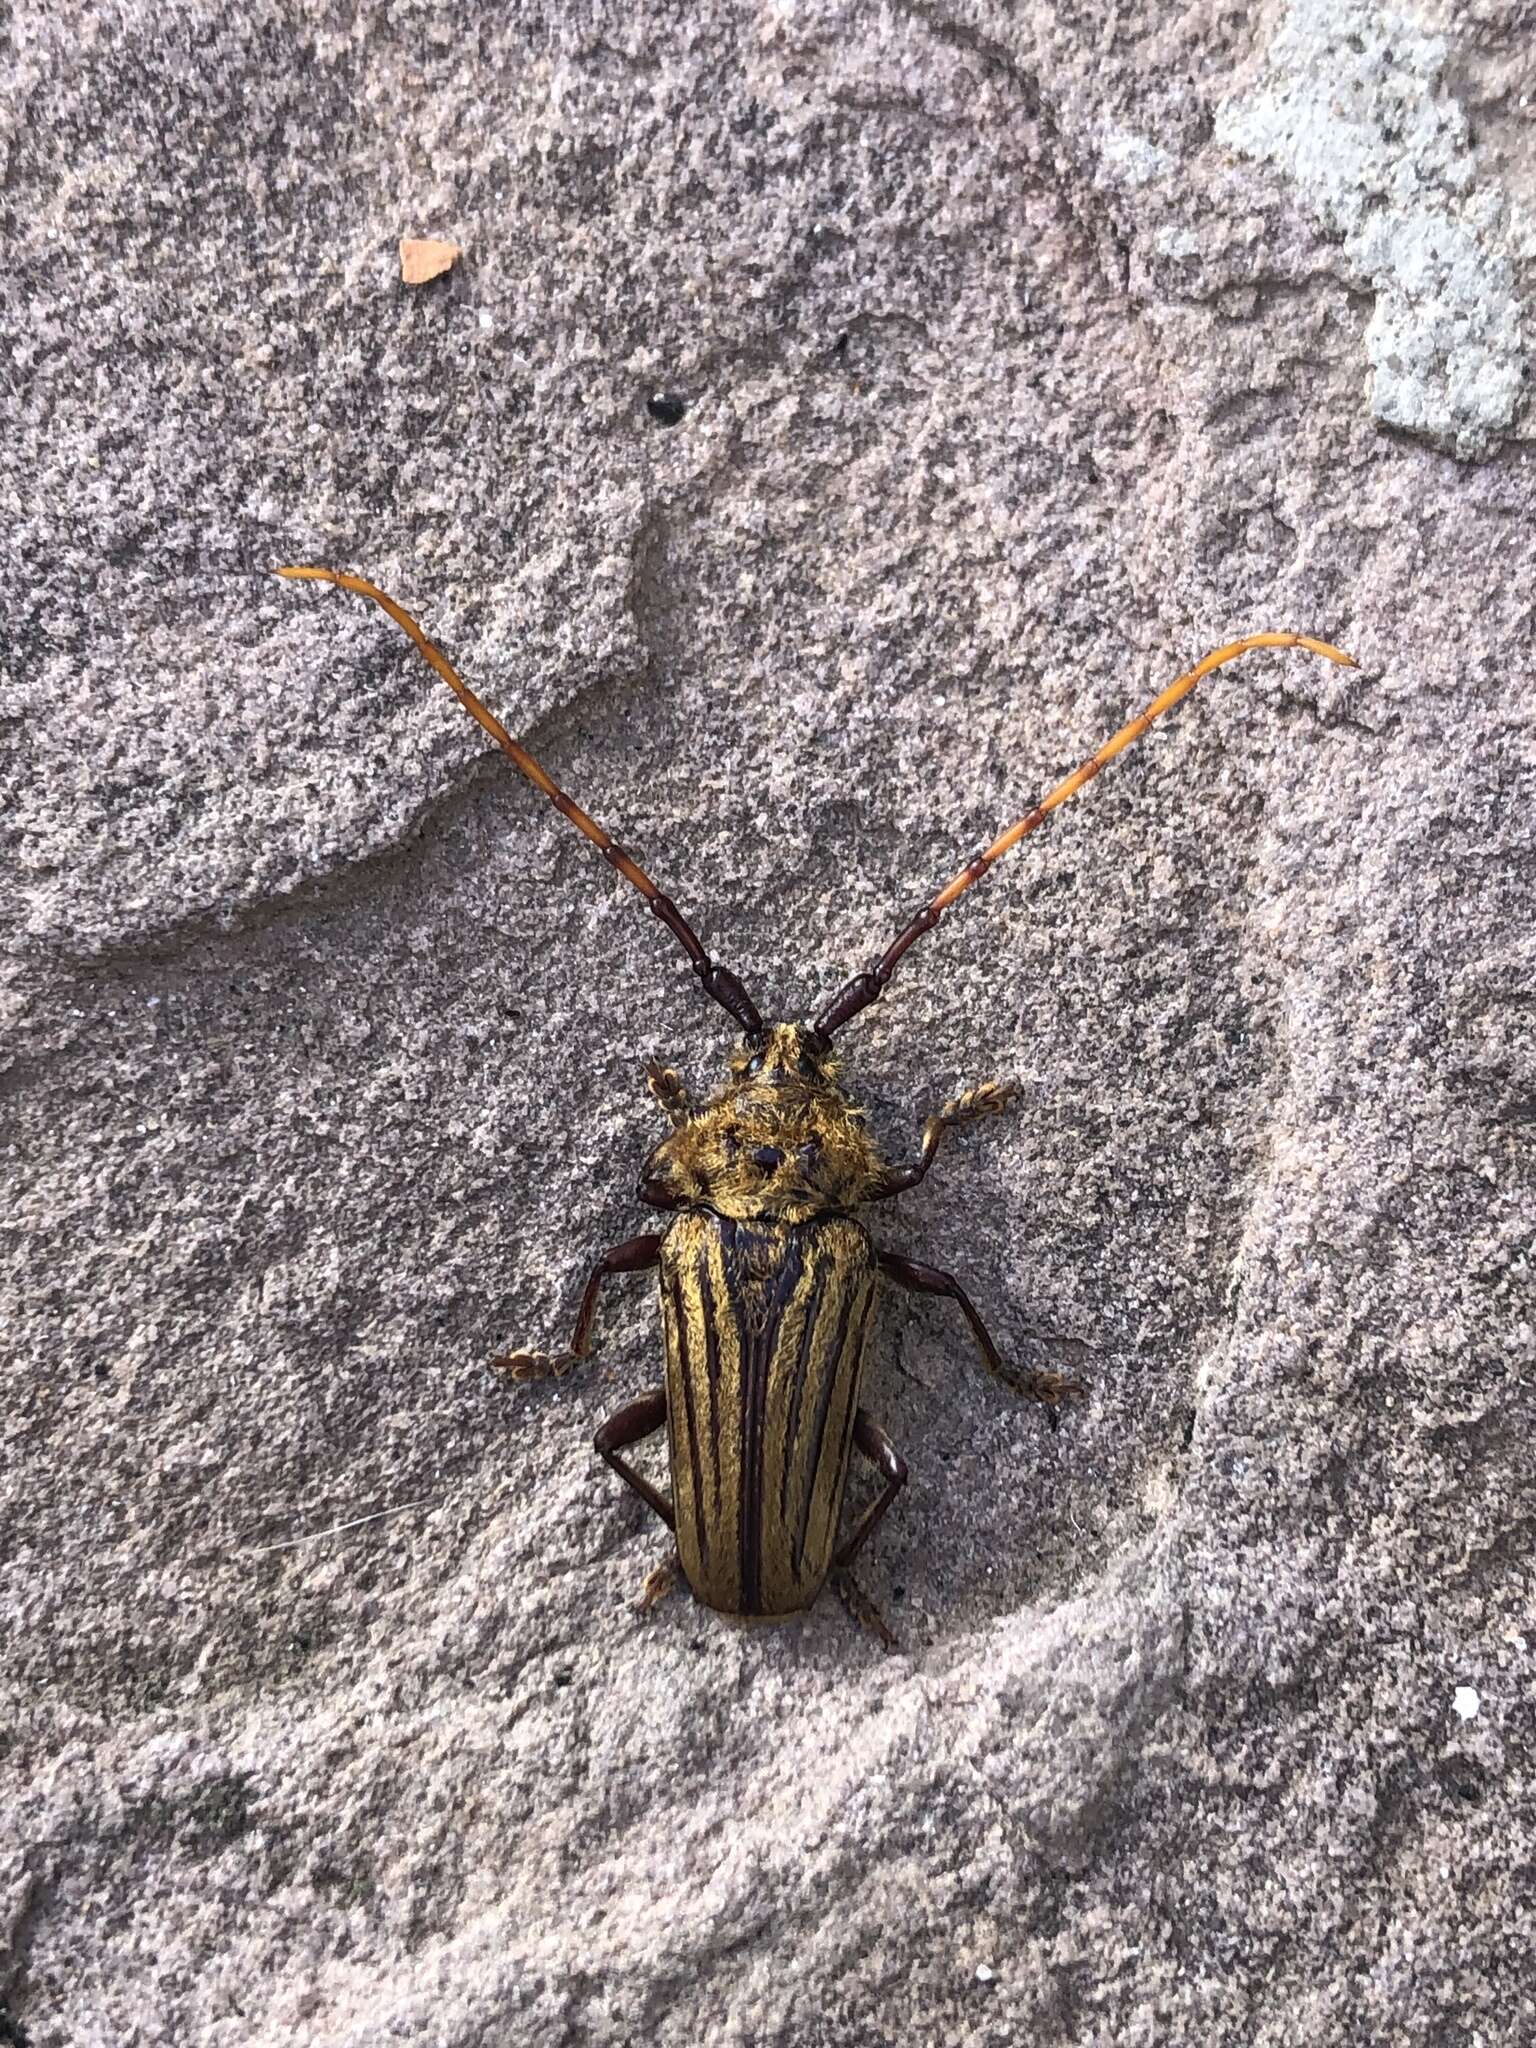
[278,565,1355,1638]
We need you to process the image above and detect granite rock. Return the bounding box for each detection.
[3,3,1533,2045]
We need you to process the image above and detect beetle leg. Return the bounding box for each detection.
[877,1250,1088,1415]
[491,1234,663,1382]
[832,1409,908,1568]
[637,1548,682,1611]
[831,1568,900,1652]
[869,1080,1019,1200]
[644,1058,694,1129]
[593,1387,676,1530]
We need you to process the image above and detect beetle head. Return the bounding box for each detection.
[725,1022,835,1093]
[640,1023,880,1222]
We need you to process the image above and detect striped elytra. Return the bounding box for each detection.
[660,1211,878,1616]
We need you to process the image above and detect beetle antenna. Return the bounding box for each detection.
[812,631,1359,1040]
[276,567,765,1038]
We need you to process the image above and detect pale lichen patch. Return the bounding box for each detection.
[1216,0,1532,459]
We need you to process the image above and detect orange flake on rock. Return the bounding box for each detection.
[399,238,460,285]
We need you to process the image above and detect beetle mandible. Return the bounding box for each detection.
[278,564,1355,1637]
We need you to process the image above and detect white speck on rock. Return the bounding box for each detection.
[1215,0,1532,459]
[1099,122,1176,189]
[976,1964,996,1983]
[1155,225,1202,261]
[1453,1685,1481,1721]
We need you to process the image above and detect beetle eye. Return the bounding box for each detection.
[746,1050,766,1075]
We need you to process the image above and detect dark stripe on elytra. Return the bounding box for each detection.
[779,1247,824,1529]
[794,1267,861,1576]
[670,1273,708,1571]
[699,1258,724,1517]
[737,1232,804,1615]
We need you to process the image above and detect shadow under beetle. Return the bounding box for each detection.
[278,564,1355,1640]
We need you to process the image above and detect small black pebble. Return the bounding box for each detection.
[647,392,687,425]
[831,331,850,359]
[892,1585,907,1602]
[553,1667,574,1688]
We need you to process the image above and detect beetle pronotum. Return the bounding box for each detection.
[278,564,1355,1639]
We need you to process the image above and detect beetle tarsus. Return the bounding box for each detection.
[832,1568,900,1652]
[944,1078,1019,1125]
[872,1078,1020,1200]
[637,1551,682,1611]
[493,1235,666,1387]
[645,1059,694,1129]
[877,1250,1089,1418]
[923,1078,1021,1161]
[1013,1366,1089,1414]
[489,1348,578,1382]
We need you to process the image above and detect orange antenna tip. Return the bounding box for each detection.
[1294,634,1359,669]
[812,625,1365,1038]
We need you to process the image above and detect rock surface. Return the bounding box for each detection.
[3,3,1532,2044]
